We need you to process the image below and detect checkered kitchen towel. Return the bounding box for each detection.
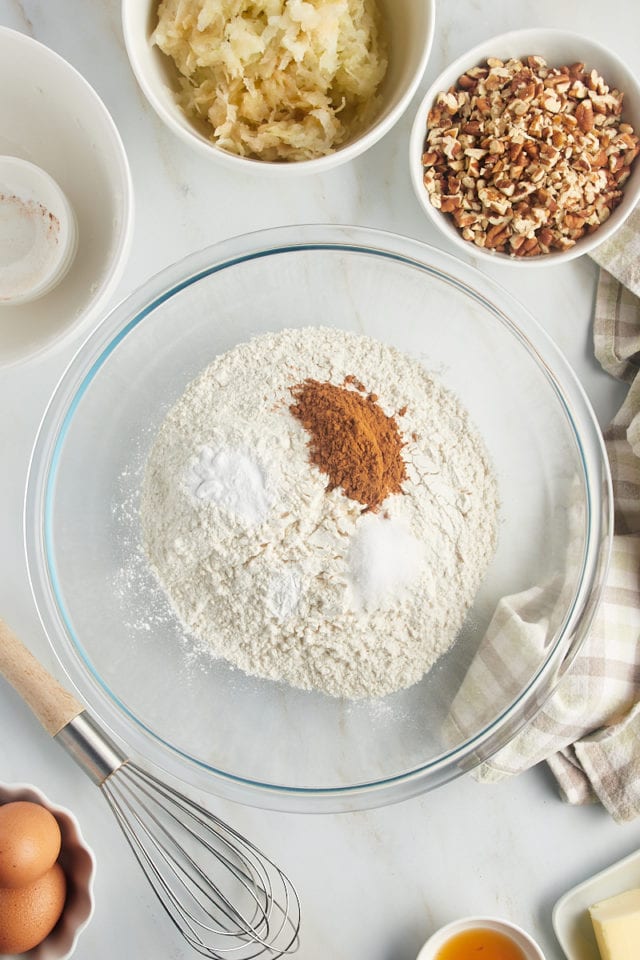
[447,207,640,823]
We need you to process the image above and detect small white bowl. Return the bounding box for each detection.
[409,29,640,267]
[416,916,546,960]
[0,156,78,306]
[0,27,133,366]
[122,0,435,175]
[0,782,95,960]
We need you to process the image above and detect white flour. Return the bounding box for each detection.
[141,327,498,699]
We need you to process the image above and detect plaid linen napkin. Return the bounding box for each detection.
[447,207,640,823]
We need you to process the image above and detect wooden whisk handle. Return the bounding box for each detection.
[0,618,84,736]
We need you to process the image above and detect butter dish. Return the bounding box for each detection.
[552,848,640,959]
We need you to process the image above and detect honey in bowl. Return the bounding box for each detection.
[435,927,528,960]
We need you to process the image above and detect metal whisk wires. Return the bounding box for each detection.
[103,764,300,958]
[56,712,300,960]
[0,623,301,959]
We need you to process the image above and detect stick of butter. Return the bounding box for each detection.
[589,887,640,959]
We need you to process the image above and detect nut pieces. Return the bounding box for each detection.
[421,56,640,256]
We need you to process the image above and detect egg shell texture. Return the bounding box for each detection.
[0,861,67,954]
[0,800,62,888]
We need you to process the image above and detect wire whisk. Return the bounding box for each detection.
[0,621,301,959]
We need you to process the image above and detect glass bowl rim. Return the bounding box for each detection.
[24,224,613,811]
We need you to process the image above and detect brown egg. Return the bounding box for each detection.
[0,801,62,888]
[0,861,67,954]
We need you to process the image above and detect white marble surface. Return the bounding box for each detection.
[1,1,639,958]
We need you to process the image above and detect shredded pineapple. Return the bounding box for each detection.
[153,0,388,161]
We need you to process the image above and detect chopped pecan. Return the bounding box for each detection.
[485,223,510,247]
[575,100,594,134]
[458,73,476,90]
[420,53,639,258]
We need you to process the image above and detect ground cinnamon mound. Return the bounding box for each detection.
[289,378,406,511]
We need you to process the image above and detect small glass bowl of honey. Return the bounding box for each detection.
[416,916,546,960]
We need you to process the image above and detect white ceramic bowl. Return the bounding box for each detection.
[0,782,95,960]
[122,0,435,175]
[416,916,545,960]
[409,29,640,267]
[0,27,133,366]
[0,156,78,306]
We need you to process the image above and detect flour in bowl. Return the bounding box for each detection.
[140,327,498,699]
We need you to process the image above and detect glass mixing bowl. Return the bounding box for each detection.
[25,225,611,812]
